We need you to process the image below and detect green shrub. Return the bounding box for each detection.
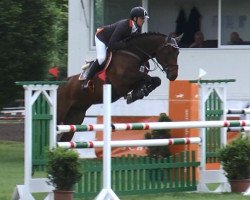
[218,136,250,180]
[145,113,172,158]
[47,147,82,190]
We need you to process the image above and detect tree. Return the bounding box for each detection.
[49,0,68,79]
[0,0,68,109]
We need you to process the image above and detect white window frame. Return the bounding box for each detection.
[218,0,250,49]
[89,0,95,51]
[89,0,250,50]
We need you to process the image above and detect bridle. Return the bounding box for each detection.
[132,37,179,74]
[155,40,179,67]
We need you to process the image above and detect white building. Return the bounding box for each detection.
[68,0,250,116]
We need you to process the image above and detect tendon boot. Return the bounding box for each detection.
[82,60,100,88]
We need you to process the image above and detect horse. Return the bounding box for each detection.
[57,32,182,141]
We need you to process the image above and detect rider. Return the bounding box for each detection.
[82,6,149,88]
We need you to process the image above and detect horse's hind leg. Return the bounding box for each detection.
[58,106,86,142]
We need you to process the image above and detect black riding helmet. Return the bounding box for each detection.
[130,7,149,19]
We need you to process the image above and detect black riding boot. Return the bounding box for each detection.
[82,60,100,88]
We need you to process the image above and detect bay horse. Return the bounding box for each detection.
[57,32,182,141]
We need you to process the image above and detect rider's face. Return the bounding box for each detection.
[135,17,145,27]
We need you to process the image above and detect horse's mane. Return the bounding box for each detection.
[123,32,167,44]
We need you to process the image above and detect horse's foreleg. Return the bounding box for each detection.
[132,76,161,98]
[126,77,161,104]
[144,76,161,96]
[126,82,145,104]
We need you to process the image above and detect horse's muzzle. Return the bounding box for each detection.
[167,68,178,81]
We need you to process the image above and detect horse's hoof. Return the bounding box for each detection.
[126,94,133,104]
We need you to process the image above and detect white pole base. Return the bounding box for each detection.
[197,170,231,193]
[95,189,120,200]
[12,185,35,200]
[243,186,250,196]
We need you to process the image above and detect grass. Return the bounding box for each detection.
[0,140,249,200]
[75,192,250,200]
[119,193,250,200]
[0,141,24,200]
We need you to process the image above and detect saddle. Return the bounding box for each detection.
[78,52,113,81]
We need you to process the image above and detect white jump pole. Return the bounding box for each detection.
[95,84,119,200]
[57,137,202,149]
[57,120,250,132]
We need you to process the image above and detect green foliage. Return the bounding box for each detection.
[47,147,82,191]
[0,0,68,109]
[145,113,172,158]
[47,0,68,80]
[218,136,250,180]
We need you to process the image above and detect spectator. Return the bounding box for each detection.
[189,31,204,48]
[228,32,243,45]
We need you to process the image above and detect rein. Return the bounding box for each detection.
[118,50,141,61]
[119,49,157,72]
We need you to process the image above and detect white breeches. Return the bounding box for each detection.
[95,35,107,65]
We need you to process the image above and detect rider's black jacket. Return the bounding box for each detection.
[96,19,141,50]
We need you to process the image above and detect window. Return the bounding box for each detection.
[148,0,218,48]
[221,0,250,46]
[91,0,250,49]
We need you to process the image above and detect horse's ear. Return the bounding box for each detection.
[166,35,172,43]
[175,33,184,43]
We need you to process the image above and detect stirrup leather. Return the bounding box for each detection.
[82,79,93,89]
